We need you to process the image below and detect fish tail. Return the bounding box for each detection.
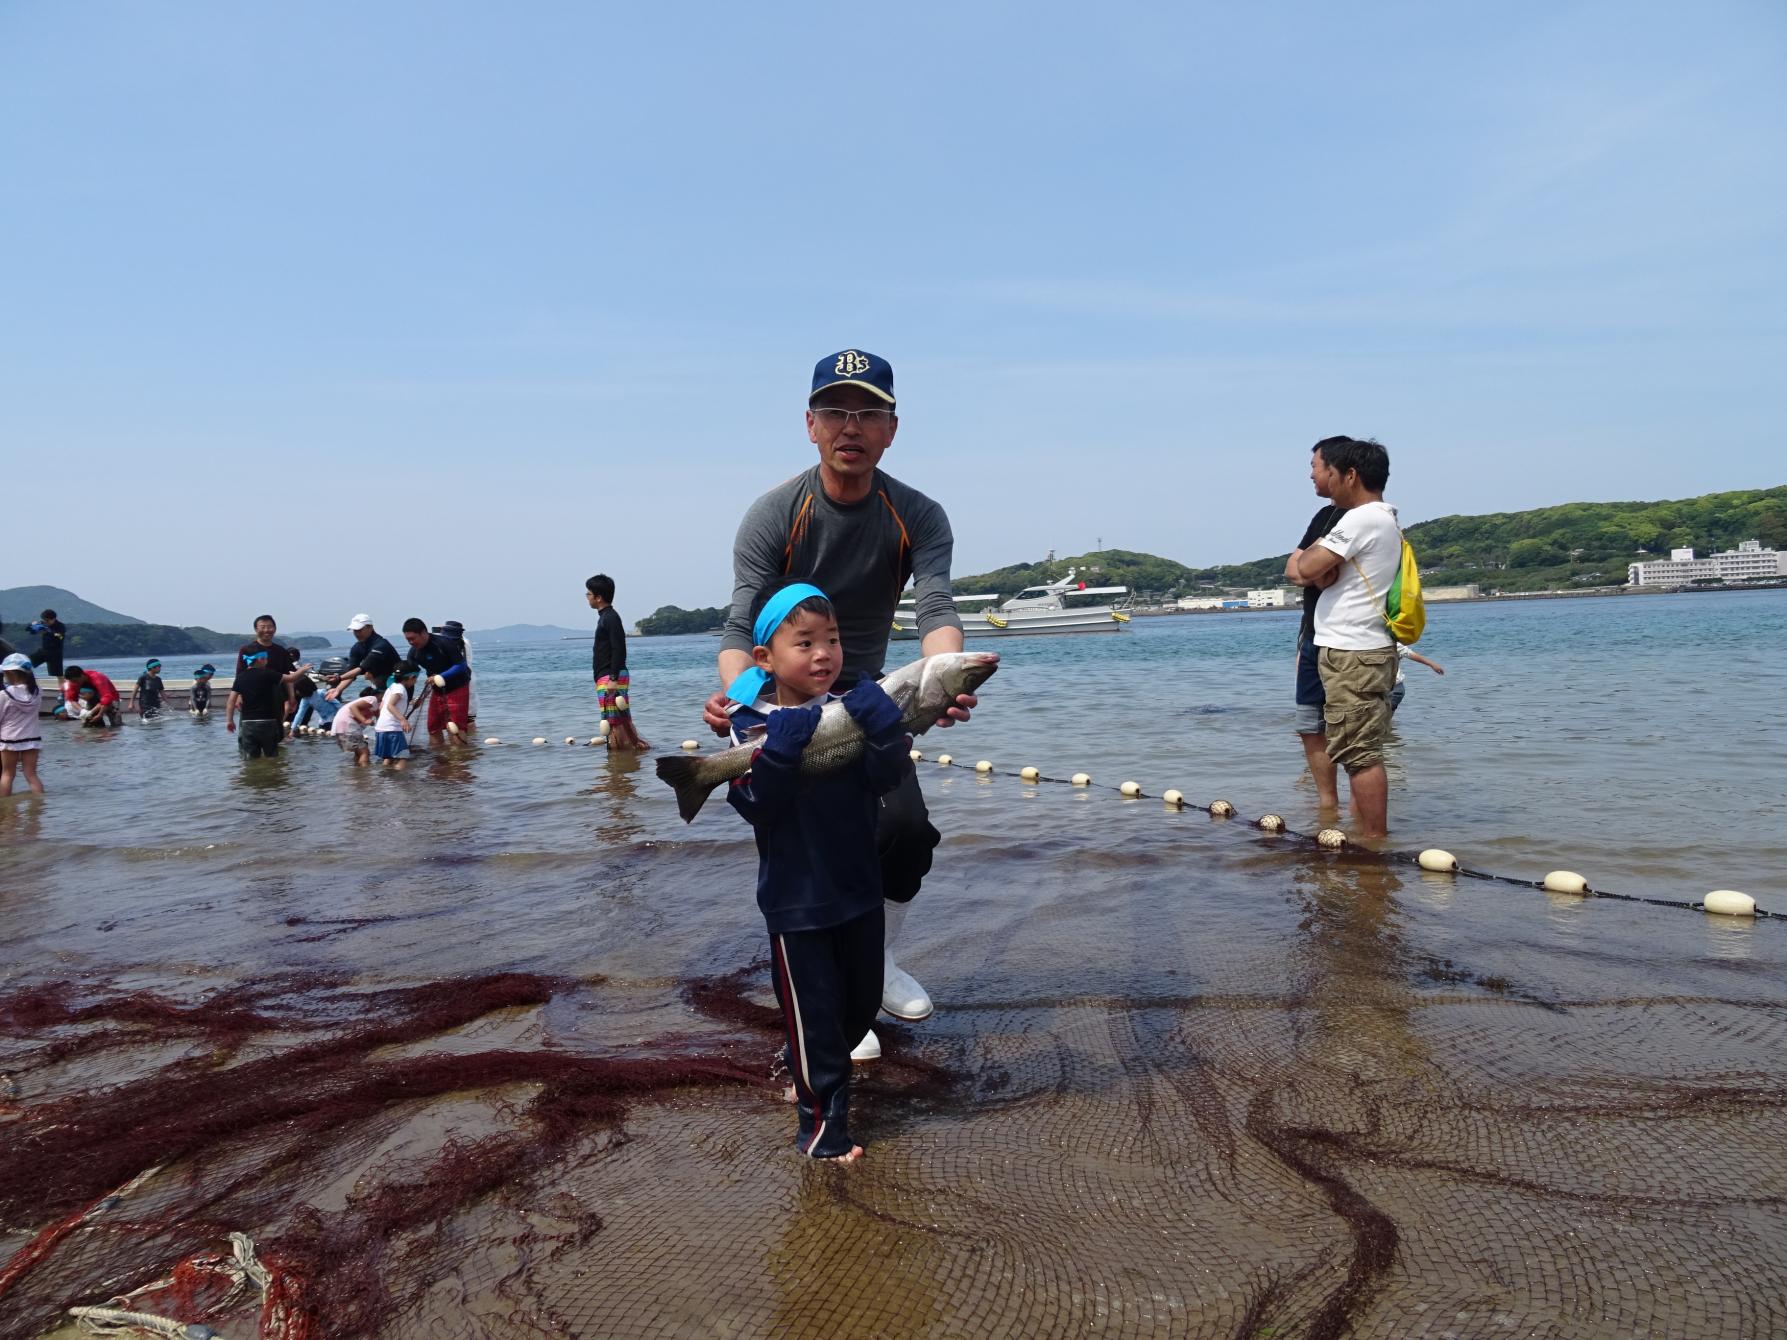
[655,754,718,823]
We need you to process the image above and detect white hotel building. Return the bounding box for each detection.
[1627,540,1787,586]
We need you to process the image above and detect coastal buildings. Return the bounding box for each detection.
[1627,540,1787,586]
[1175,588,1291,611]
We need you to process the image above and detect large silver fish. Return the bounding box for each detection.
[655,651,1000,823]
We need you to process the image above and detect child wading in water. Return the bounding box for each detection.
[586,574,650,752]
[1,653,46,795]
[375,665,418,768]
[132,659,167,719]
[724,581,912,1162]
[332,686,380,766]
[189,664,216,716]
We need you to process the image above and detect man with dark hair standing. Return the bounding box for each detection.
[226,615,303,751]
[1289,437,1401,839]
[1284,439,1349,811]
[399,617,472,743]
[586,574,648,752]
[702,348,978,1062]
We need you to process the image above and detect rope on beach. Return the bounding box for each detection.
[912,752,1778,922]
[273,727,1773,919]
[68,1232,274,1339]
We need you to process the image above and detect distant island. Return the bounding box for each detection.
[953,484,1787,600]
[0,586,329,659]
[637,605,726,636]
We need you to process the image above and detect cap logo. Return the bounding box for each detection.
[835,350,872,377]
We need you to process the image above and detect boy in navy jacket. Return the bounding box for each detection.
[726,580,911,1161]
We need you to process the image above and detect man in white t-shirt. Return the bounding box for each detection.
[1289,437,1399,839]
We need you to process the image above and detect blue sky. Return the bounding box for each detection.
[3,1,1783,631]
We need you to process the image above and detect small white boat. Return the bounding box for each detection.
[892,569,1134,639]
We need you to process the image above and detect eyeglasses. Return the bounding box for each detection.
[811,407,895,429]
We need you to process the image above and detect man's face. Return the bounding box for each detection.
[584,590,600,609]
[403,629,428,651]
[353,625,372,643]
[807,386,897,482]
[254,619,276,645]
[1310,452,1342,499]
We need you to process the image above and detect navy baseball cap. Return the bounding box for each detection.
[810,349,895,406]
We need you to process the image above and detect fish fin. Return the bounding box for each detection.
[654,753,717,823]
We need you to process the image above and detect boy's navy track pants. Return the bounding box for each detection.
[768,905,884,1158]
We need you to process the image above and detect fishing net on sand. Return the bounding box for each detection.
[2,832,1784,1338]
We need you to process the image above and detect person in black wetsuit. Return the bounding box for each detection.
[29,610,66,678]
[586,574,649,751]
[327,614,400,703]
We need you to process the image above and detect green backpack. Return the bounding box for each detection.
[1350,532,1426,645]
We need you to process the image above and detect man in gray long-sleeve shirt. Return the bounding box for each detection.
[703,347,977,1063]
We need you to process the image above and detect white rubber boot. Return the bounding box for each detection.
[850,1028,881,1062]
[880,900,933,1021]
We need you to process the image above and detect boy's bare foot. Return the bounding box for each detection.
[783,1083,797,1104]
[816,1145,864,1163]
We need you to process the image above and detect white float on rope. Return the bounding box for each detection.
[1703,889,1756,918]
[1119,781,1141,797]
[937,754,953,767]
[484,737,502,746]
[1162,789,1184,807]
[1542,871,1589,895]
[1418,849,1459,873]
[1020,766,1040,782]
[975,760,993,773]
[1071,773,1091,787]
[1258,814,1285,832]
[1316,828,1346,849]
[532,737,548,745]
[1209,799,1235,817]
[681,739,700,751]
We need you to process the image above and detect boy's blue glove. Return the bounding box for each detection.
[841,675,903,741]
[761,704,822,762]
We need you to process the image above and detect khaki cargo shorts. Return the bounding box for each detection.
[1318,646,1397,774]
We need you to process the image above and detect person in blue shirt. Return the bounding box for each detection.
[724,580,912,1162]
[287,671,342,734]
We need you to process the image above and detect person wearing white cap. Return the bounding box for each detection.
[1,652,47,795]
[326,615,400,703]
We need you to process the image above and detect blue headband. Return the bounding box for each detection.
[725,583,829,705]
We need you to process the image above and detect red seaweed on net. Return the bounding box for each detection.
[0,972,762,1338]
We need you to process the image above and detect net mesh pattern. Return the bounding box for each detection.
[3,849,1783,1338]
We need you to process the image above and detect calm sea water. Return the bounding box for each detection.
[1,588,1781,986]
[6,589,1784,1339]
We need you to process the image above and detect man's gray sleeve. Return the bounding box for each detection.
[908,497,963,641]
[722,493,789,660]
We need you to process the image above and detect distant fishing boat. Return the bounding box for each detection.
[892,569,1133,639]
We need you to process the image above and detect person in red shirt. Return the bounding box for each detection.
[62,666,123,728]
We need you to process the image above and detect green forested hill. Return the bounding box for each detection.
[951,485,1787,598]
[638,605,727,636]
[56,626,330,659]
